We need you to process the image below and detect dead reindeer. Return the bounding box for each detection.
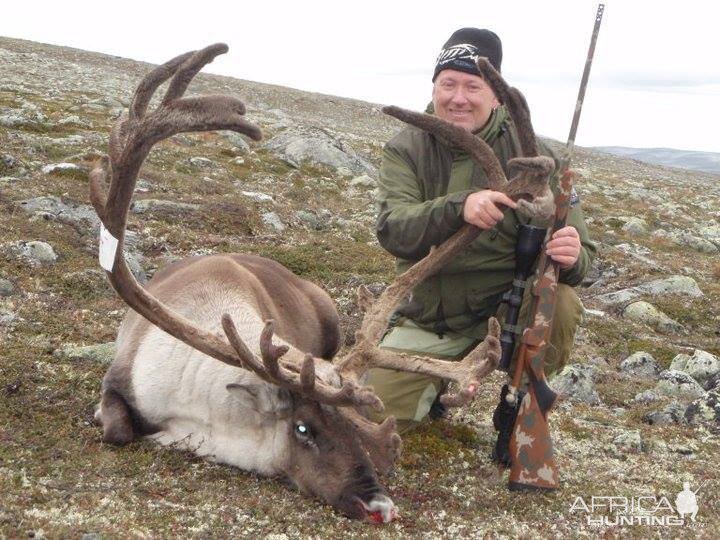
[91,43,515,523]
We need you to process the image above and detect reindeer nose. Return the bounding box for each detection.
[360,494,397,523]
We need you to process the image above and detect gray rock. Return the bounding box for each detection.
[654,370,707,401]
[240,191,273,203]
[261,212,285,232]
[595,275,704,306]
[633,389,659,403]
[697,224,720,248]
[349,174,376,188]
[295,210,321,230]
[125,252,147,284]
[668,231,719,253]
[131,199,200,214]
[4,241,58,266]
[54,342,115,364]
[643,401,686,425]
[0,278,15,297]
[57,114,91,128]
[622,301,684,334]
[0,309,17,327]
[704,373,720,392]
[264,127,377,175]
[229,156,245,166]
[613,430,642,453]
[188,156,215,169]
[549,363,601,405]
[16,196,101,229]
[684,391,720,425]
[222,131,251,153]
[620,351,661,378]
[621,217,648,235]
[41,162,82,175]
[669,349,720,386]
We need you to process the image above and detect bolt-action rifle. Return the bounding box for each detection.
[500,4,605,491]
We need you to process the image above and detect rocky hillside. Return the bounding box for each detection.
[1,37,719,538]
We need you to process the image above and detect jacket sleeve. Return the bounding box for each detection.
[376,142,472,261]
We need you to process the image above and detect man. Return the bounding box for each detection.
[367,28,596,434]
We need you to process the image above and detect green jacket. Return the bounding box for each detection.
[376,107,596,338]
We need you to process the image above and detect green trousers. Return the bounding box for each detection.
[365,284,584,432]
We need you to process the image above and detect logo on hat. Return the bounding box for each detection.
[436,43,480,66]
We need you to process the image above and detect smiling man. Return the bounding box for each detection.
[367,28,596,435]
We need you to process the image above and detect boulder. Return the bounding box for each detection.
[263,127,377,175]
[619,351,662,378]
[654,370,706,401]
[16,196,101,229]
[54,342,116,364]
[613,430,642,453]
[684,391,720,425]
[261,212,285,232]
[549,364,601,405]
[595,275,703,306]
[669,349,720,386]
[622,301,684,334]
[643,401,686,425]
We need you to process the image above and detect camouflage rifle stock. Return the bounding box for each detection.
[504,4,604,491]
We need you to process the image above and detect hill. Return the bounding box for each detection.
[593,145,720,175]
[1,36,719,538]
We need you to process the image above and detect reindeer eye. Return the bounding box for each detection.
[294,422,311,438]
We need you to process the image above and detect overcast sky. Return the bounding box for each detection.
[2,0,719,152]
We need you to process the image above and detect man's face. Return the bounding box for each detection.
[432,69,499,132]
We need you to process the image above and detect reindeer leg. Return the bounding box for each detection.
[98,389,136,445]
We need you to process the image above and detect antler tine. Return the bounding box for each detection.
[341,408,402,475]
[383,105,507,191]
[130,50,195,121]
[224,319,382,409]
[475,57,539,157]
[162,43,229,105]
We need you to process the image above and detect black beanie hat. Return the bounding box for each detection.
[432,28,502,81]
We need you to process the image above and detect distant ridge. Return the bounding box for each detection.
[592,146,720,175]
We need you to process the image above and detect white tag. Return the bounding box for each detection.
[99,223,120,272]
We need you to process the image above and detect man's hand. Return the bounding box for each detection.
[463,190,517,230]
[546,226,581,269]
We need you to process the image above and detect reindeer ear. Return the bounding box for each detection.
[226,383,291,416]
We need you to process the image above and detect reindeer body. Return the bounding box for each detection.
[99,254,341,474]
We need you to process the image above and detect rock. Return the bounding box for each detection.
[643,401,686,425]
[620,351,662,378]
[613,430,642,453]
[240,191,273,203]
[57,115,91,128]
[684,391,720,425]
[188,156,216,169]
[4,241,58,266]
[0,278,15,297]
[263,127,377,175]
[261,212,285,232]
[668,231,719,253]
[54,342,115,364]
[41,162,82,175]
[621,217,648,235]
[633,389,659,403]
[704,373,720,392]
[131,199,200,214]
[622,301,684,334]
[229,157,245,166]
[295,210,321,230]
[16,196,101,229]
[669,349,720,386]
[222,131,251,153]
[697,224,720,248]
[654,370,706,401]
[595,275,704,306]
[549,363,601,405]
[125,252,147,284]
[349,174,376,188]
[0,309,17,327]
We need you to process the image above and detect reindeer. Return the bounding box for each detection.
[91,44,551,522]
